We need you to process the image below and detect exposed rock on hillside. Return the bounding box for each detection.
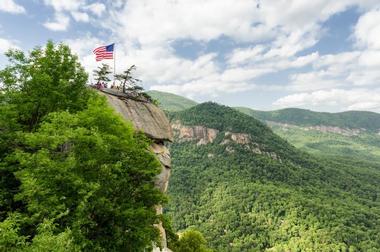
[266,121,364,136]
[172,121,219,145]
[222,132,251,145]
[172,121,281,162]
[99,89,173,251]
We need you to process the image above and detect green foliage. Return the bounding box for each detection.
[269,124,380,163]
[0,95,165,251]
[0,40,89,131]
[115,65,141,93]
[176,230,213,252]
[93,63,112,83]
[0,41,169,251]
[0,214,27,250]
[146,90,198,112]
[166,103,380,251]
[235,107,380,132]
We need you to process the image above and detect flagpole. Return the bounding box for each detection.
[113,43,116,86]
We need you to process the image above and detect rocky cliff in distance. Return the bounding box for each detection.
[99,89,173,252]
[172,120,282,162]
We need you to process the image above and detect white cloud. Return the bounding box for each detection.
[274,89,380,112]
[43,0,84,12]
[288,71,342,92]
[227,45,267,66]
[43,12,70,31]
[64,0,380,111]
[42,0,107,29]
[0,38,19,53]
[0,0,25,14]
[85,3,106,16]
[71,11,89,22]
[355,8,380,49]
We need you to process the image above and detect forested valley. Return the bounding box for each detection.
[163,102,380,251]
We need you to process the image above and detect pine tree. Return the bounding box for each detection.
[115,65,141,93]
[93,63,112,84]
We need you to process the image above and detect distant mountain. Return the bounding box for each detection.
[166,102,380,251]
[235,107,380,162]
[235,107,380,132]
[150,91,380,162]
[147,90,197,111]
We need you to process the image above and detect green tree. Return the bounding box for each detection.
[176,230,212,252]
[0,41,89,223]
[1,95,166,251]
[115,65,141,93]
[93,63,112,84]
[0,41,169,251]
[0,40,89,131]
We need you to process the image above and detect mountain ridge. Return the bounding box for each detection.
[147,90,198,112]
[146,90,380,131]
[166,102,380,251]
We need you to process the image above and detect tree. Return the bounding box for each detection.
[0,41,169,251]
[0,41,89,224]
[115,64,141,93]
[176,230,213,252]
[93,63,112,84]
[4,96,165,251]
[0,40,89,131]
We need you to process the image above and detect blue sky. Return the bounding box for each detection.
[1,0,380,112]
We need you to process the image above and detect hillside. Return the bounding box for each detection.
[166,102,380,251]
[147,90,198,111]
[235,107,380,132]
[149,91,380,162]
[235,107,380,162]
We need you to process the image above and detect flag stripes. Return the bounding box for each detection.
[93,43,114,62]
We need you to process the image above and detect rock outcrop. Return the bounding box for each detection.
[99,89,173,251]
[172,121,218,145]
[172,121,281,162]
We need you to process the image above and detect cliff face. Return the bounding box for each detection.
[99,89,173,251]
[172,121,282,162]
[102,89,173,141]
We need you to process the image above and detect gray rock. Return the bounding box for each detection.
[100,90,173,142]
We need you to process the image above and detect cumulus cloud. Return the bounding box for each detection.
[355,8,380,49]
[66,0,380,111]
[0,0,25,14]
[71,11,89,22]
[0,38,19,53]
[43,0,84,12]
[274,89,380,112]
[85,3,106,16]
[43,12,70,31]
[42,0,106,30]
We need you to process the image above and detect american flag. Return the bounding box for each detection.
[93,43,114,61]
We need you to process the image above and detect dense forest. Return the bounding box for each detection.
[0,42,214,252]
[166,103,380,251]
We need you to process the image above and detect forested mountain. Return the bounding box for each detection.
[235,107,380,163]
[148,91,380,163]
[147,90,198,111]
[235,107,380,132]
[166,102,380,251]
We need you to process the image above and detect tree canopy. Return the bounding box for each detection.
[0,41,168,251]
